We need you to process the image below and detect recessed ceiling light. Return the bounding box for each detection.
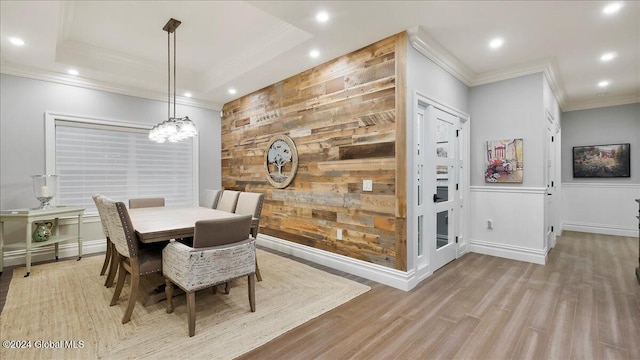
[316,11,329,23]
[309,49,320,58]
[603,2,624,15]
[228,88,237,95]
[600,52,617,62]
[67,69,79,76]
[489,38,504,49]
[184,92,192,98]
[9,37,25,46]
[598,80,609,88]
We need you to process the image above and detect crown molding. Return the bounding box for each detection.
[407,26,474,87]
[408,26,640,112]
[562,94,640,112]
[0,63,221,110]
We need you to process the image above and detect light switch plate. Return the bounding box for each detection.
[337,229,343,240]
[363,179,373,191]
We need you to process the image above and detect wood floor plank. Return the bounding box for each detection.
[596,284,626,349]
[511,327,547,360]
[543,297,577,359]
[570,286,600,360]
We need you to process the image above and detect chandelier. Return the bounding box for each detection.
[149,18,197,143]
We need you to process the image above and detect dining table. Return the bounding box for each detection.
[128,206,245,244]
[127,206,246,305]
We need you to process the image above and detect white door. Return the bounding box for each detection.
[428,106,460,271]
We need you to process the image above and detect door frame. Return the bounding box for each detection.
[409,92,470,283]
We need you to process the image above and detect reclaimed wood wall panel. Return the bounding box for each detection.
[221,33,407,270]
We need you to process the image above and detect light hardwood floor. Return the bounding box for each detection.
[237,231,640,360]
[1,231,638,359]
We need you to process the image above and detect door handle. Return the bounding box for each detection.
[547,193,552,196]
[433,194,443,202]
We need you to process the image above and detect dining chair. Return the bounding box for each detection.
[129,197,165,209]
[199,189,221,209]
[99,196,163,324]
[215,190,240,212]
[234,191,265,281]
[163,214,256,337]
[92,194,118,288]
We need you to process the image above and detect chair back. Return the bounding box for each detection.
[199,189,221,209]
[100,197,139,258]
[129,197,165,209]
[193,214,252,248]
[92,194,109,237]
[215,190,240,213]
[235,192,264,219]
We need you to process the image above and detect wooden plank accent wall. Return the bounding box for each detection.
[221,33,407,270]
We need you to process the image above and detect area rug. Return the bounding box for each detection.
[0,249,370,359]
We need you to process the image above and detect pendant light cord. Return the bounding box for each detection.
[167,29,171,121]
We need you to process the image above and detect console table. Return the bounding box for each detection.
[636,199,639,284]
[0,206,84,277]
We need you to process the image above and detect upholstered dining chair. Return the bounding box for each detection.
[98,196,163,324]
[199,189,221,209]
[129,197,165,209]
[234,192,265,281]
[215,190,240,213]
[162,214,256,337]
[92,194,118,288]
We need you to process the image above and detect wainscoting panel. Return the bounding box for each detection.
[469,186,547,264]
[562,183,640,237]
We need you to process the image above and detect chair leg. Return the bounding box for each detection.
[100,238,111,275]
[165,279,174,314]
[248,274,255,312]
[187,291,196,337]
[255,257,262,282]
[122,272,139,324]
[105,242,118,287]
[224,281,230,294]
[110,258,126,306]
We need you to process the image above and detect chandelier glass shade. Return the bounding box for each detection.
[149,18,197,143]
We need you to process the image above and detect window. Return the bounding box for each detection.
[45,113,197,213]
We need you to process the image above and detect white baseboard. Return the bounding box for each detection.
[257,234,417,291]
[469,239,547,265]
[2,239,106,269]
[562,221,638,238]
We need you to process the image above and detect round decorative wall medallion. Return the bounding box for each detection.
[264,134,298,188]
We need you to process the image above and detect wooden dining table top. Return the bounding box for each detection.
[128,206,244,243]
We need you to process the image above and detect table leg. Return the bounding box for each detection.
[25,221,32,277]
[77,214,83,261]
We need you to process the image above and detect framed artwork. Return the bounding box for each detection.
[572,143,630,178]
[485,138,523,183]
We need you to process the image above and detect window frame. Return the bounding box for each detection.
[44,112,199,215]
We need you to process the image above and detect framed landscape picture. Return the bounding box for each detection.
[572,143,630,178]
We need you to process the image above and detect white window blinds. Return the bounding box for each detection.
[53,119,195,213]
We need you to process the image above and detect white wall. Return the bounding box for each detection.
[468,73,549,264]
[405,42,470,275]
[0,74,221,265]
[561,103,640,236]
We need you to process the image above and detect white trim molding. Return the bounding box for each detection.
[257,234,420,291]
[470,186,547,194]
[562,221,637,238]
[469,239,547,265]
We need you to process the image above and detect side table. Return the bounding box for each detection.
[0,206,84,277]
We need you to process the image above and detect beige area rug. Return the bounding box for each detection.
[0,249,370,359]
